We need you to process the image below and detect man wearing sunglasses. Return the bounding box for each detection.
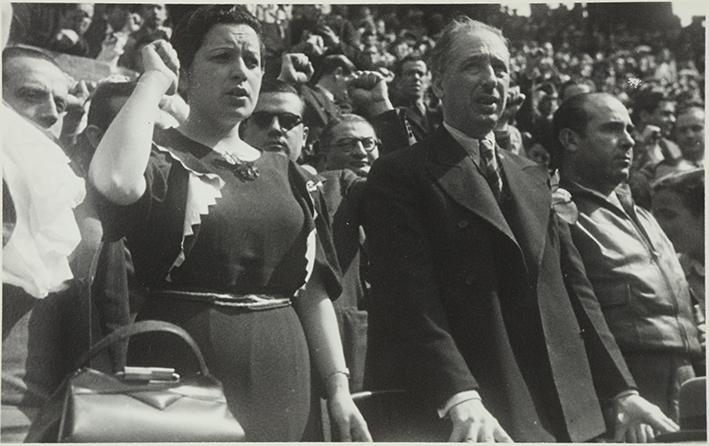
[242,79,309,163]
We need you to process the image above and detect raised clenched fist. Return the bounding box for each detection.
[141,39,180,95]
[278,53,314,85]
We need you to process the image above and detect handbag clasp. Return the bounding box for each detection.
[117,366,180,382]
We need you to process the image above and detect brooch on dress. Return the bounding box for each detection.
[212,151,260,182]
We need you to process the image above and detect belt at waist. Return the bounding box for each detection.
[150,289,292,311]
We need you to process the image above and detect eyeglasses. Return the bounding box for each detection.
[250,111,303,131]
[333,137,380,153]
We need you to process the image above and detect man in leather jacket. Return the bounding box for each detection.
[556,92,704,422]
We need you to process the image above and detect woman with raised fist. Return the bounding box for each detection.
[89,5,370,442]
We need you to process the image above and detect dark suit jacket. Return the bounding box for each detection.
[369,105,441,158]
[400,104,441,142]
[363,126,635,442]
[320,169,367,310]
[300,84,341,149]
[369,108,421,157]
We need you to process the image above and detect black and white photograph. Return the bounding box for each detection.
[1,1,706,443]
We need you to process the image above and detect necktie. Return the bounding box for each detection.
[402,110,417,146]
[479,138,503,200]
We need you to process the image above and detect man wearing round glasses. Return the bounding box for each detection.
[320,114,380,177]
[242,79,309,163]
[318,114,381,393]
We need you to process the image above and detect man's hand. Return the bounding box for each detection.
[65,79,92,118]
[347,71,393,117]
[55,28,80,51]
[376,66,395,83]
[448,399,513,443]
[613,393,679,443]
[292,33,326,57]
[125,12,142,33]
[141,39,180,96]
[316,24,340,48]
[497,85,525,128]
[277,53,314,85]
[60,79,94,144]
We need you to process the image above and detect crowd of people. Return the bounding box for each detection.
[1,2,705,443]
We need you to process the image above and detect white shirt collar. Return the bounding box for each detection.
[442,122,495,166]
[315,84,335,102]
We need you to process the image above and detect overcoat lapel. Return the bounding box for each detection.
[404,106,428,136]
[499,154,551,278]
[304,86,336,125]
[426,128,518,248]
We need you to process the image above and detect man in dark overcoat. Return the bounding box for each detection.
[364,16,678,443]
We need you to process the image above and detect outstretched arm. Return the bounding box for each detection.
[89,40,178,206]
[293,270,372,442]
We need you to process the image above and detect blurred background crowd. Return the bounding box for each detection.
[6,2,705,174]
[2,2,706,442]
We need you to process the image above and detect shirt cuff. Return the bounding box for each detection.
[613,389,640,402]
[437,390,481,418]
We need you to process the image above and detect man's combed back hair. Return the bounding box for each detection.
[394,54,426,77]
[2,45,62,77]
[318,113,376,155]
[551,92,595,169]
[314,55,356,82]
[427,16,508,82]
[631,86,672,122]
[171,5,263,72]
[257,78,305,114]
[88,81,137,130]
[552,93,594,138]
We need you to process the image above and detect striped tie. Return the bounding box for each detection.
[479,138,503,200]
[402,110,417,146]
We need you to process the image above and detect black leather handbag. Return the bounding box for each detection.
[26,320,245,442]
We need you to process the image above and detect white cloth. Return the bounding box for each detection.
[150,141,224,280]
[1,103,85,298]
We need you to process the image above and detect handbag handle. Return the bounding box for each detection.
[72,320,210,376]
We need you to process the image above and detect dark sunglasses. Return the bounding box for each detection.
[249,111,303,131]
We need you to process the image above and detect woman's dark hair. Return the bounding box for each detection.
[171,5,264,72]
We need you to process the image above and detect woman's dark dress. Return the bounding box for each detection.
[100,129,334,441]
